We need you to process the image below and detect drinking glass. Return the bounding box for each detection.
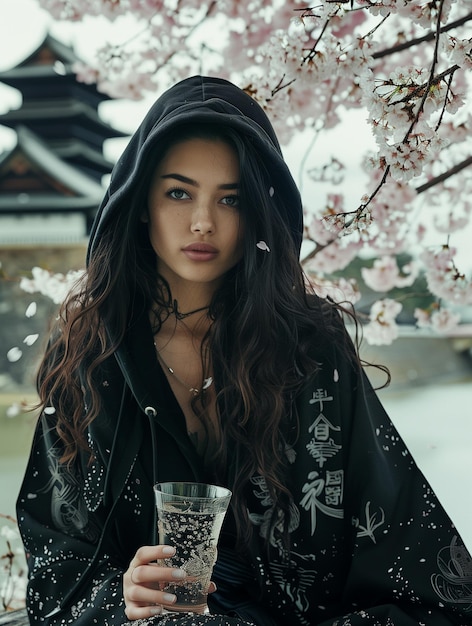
[154,481,232,614]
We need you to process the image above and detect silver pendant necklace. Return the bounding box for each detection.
[155,345,213,396]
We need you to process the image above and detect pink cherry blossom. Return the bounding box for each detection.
[20,267,85,305]
[429,309,461,333]
[363,299,403,345]
[414,307,461,334]
[420,247,472,306]
[32,0,472,342]
[361,256,419,292]
[413,307,431,329]
[310,276,361,306]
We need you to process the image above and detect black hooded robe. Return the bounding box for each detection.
[16,76,472,626]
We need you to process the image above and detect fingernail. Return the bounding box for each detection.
[162,546,176,556]
[162,593,176,603]
[150,606,162,615]
[172,569,187,579]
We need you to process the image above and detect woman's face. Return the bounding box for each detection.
[146,137,244,297]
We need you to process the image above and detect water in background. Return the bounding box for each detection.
[380,379,472,552]
[0,397,36,517]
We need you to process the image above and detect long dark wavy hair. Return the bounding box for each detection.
[37,122,376,549]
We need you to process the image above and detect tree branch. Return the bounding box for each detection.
[416,155,472,193]
[300,155,472,265]
[372,11,472,60]
[401,0,445,140]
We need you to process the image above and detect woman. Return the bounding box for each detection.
[17,76,472,625]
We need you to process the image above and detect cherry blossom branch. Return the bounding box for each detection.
[298,77,340,192]
[388,64,460,107]
[271,75,297,97]
[415,155,472,194]
[303,0,464,267]
[302,13,333,62]
[96,0,218,80]
[372,10,472,60]
[398,0,445,142]
[362,13,389,40]
[343,1,451,230]
[301,152,472,265]
[435,70,455,132]
[0,513,26,611]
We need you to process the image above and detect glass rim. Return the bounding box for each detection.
[153,481,232,501]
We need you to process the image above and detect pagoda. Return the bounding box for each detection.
[0,33,127,244]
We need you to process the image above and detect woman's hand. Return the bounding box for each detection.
[123,545,217,620]
[123,545,186,620]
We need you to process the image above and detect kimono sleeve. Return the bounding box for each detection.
[329,363,472,625]
[16,410,128,625]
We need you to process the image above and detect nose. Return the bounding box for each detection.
[190,203,214,235]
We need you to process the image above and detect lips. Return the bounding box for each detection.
[182,242,219,261]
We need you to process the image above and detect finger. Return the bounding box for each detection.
[129,563,187,587]
[126,583,178,608]
[129,544,176,570]
[124,545,182,589]
[123,545,186,618]
[125,603,163,621]
[208,581,217,594]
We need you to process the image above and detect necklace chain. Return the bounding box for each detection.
[155,346,213,396]
[171,300,210,321]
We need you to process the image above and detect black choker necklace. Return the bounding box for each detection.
[171,299,210,320]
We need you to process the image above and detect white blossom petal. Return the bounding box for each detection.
[23,334,39,346]
[6,403,21,418]
[256,241,271,252]
[7,347,22,363]
[25,302,37,318]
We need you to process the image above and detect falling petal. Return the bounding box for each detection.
[7,347,22,363]
[6,403,21,418]
[333,368,339,382]
[23,334,39,346]
[25,302,37,318]
[44,406,56,415]
[0,525,19,541]
[203,377,213,390]
[53,60,67,76]
[269,186,274,197]
[256,241,271,252]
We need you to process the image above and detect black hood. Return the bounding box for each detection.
[87,75,303,263]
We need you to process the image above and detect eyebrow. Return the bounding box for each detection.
[161,173,239,190]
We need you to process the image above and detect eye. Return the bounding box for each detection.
[221,194,240,208]
[167,188,190,200]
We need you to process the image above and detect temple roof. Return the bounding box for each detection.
[0,33,128,237]
[0,32,128,189]
[0,34,111,107]
[51,138,115,179]
[0,100,127,146]
[0,126,103,214]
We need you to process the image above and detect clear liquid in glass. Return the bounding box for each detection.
[157,501,226,613]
